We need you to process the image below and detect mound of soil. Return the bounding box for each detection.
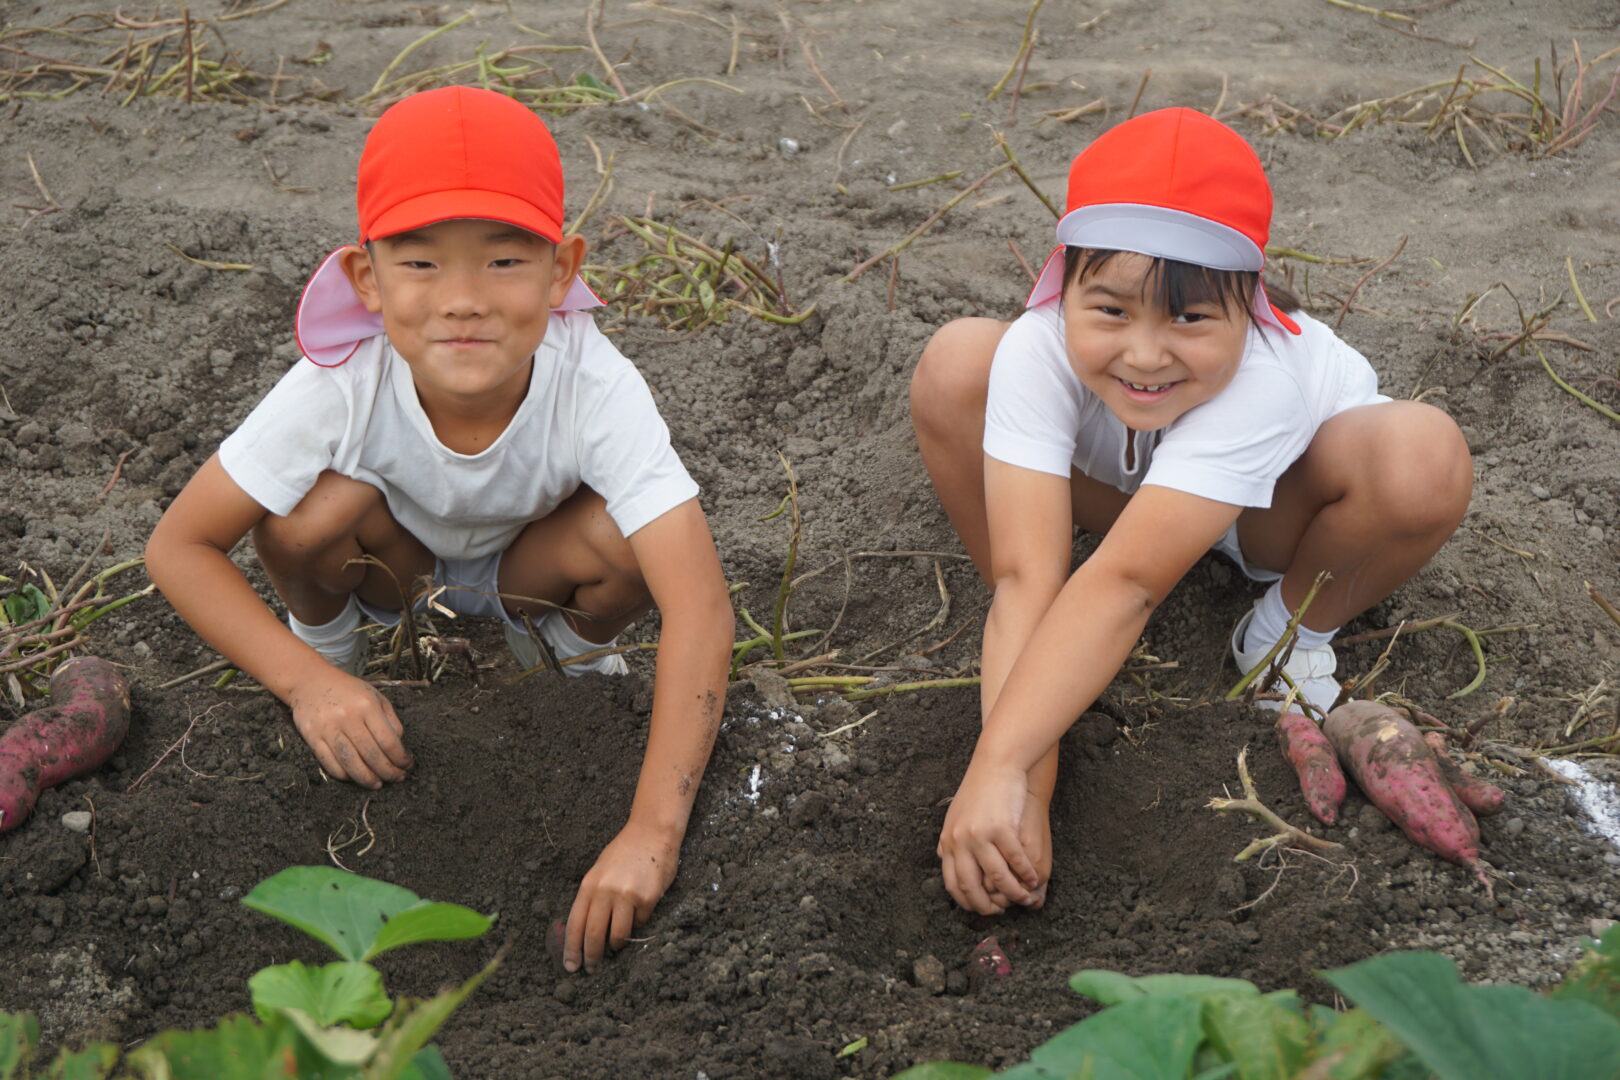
[3,0,1619,1075]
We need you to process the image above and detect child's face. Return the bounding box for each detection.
[1060,253,1249,432]
[341,218,584,406]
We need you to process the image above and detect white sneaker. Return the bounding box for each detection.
[504,614,629,677]
[1230,605,1340,717]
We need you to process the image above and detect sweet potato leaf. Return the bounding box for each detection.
[1551,923,1620,1022]
[249,961,393,1029]
[889,1065,995,1080]
[1324,951,1620,1080]
[242,867,492,963]
[1068,971,1260,1006]
[0,1012,39,1079]
[44,1042,118,1080]
[1199,990,1308,1080]
[999,995,1204,1080]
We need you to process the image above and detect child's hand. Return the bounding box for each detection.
[563,820,679,973]
[988,792,1052,910]
[938,758,1042,915]
[286,668,412,789]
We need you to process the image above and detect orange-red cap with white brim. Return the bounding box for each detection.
[294,86,603,368]
[1025,107,1300,336]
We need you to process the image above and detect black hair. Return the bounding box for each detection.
[1060,246,1300,322]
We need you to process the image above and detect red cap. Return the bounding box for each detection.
[293,87,601,367]
[357,85,565,243]
[1027,107,1299,335]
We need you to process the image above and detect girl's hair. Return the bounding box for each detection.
[1060,246,1301,322]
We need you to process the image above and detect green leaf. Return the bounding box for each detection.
[1001,995,1205,1079]
[362,952,501,1080]
[698,280,717,312]
[46,1043,118,1080]
[1553,923,1620,1022]
[0,1012,40,1079]
[399,1047,453,1080]
[837,1037,868,1058]
[3,585,49,628]
[889,1066,994,1080]
[242,867,492,962]
[1199,990,1307,1080]
[249,961,393,1029]
[1324,951,1620,1080]
[280,1009,379,1066]
[125,1013,293,1080]
[1309,1008,1406,1080]
[1069,970,1260,1006]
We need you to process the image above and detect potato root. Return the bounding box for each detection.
[1422,732,1506,817]
[1323,700,1485,881]
[0,657,131,833]
[1276,711,1347,825]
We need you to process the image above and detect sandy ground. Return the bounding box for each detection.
[3,0,1620,1075]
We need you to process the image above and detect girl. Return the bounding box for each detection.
[909,108,1471,915]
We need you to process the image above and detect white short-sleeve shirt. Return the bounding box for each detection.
[219,311,700,560]
[983,302,1388,508]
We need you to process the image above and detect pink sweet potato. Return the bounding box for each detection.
[1276,711,1347,825]
[1422,732,1506,817]
[0,657,130,833]
[1323,700,1484,879]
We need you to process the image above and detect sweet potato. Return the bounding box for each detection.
[0,657,130,833]
[1322,701,1485,880]
[1422,732,1506,817]
[1276,711,1347,825]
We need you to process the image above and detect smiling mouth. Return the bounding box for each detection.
[1120,378,1176,393]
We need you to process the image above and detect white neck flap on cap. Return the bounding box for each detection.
[293,247,605,368]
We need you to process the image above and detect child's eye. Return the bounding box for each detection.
[1174,312,1209,324]
[1097,305,1125,318]
[401,260,435,270]
[490,258,525,268]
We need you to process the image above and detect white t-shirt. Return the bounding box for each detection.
[219,311,699,560]
[983,303,1388,508]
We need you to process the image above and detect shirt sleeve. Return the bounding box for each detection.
[572,322,701,537]
[1143,364,1315,509]
[217,361,348,515]
[983,307,1085,478]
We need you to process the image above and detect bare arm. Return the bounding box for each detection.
[145,454,410,787]
[941,483,1241,911]
[563,498,732,972]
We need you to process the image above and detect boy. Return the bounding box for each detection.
[145,87,734,974]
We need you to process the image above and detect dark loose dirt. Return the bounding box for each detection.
[3,1,1620,1076]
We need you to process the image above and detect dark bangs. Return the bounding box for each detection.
[1061,246,1258,321]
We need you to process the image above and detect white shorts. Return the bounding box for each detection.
[1212,524,1284,584]
[354,552,529,634]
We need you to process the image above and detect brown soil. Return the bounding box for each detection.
[3,1,1620,1076]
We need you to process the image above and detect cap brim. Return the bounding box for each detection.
[1056,203,1262,271]
[294,248,605,368]
[1025,245,1301,336]
[367,189,563,244]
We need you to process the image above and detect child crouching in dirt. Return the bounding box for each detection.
[909,108,1472,915]
[145,87,733,972]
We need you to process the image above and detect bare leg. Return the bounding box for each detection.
[1236,401,1472,631]
[252,471,435,625]
[498,486,653,645]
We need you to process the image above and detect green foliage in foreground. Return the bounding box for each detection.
[0,867,497,1079]
[897,926,1620,1080]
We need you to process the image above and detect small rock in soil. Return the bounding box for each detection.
[61,811,92,833]
[1357,802,1393,832]
[749,670,797,711]
[912,954,946,995]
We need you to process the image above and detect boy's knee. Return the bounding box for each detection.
[253,471,386,556]
[910,318,1000,435]
[577,493,645,588]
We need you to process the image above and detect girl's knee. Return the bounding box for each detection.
[1372,404,1472,531]
[910,318,1004,435]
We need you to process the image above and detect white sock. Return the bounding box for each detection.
[537,612,624,675]
[288,595,363,667]
[1244,581,1337,652]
